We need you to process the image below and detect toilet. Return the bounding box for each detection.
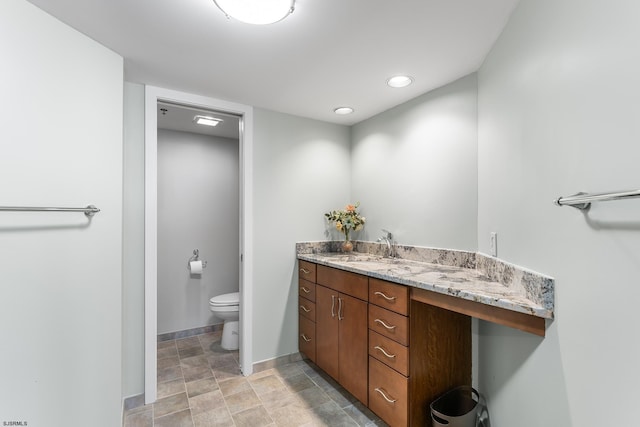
[209,292,240,350]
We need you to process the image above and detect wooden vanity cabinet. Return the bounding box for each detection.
[368,279,411,427]
[298,260,317,363]
[299,261,471,427]
[316,265,369,405]
[367,278,471,427]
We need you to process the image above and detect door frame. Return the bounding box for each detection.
[144,85,254,403]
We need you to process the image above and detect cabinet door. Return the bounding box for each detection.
[338,293,369,405]
[315,285,339,380]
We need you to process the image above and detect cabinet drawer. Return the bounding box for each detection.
[299,316,316,363]
[369,278,409,315]
[317,265,368,301]
[368,304,409,346]
[298,260,317,283]
[369,330,409,377]
[299,279,316,302]
[299,297,316,322]
[369,356,408,427]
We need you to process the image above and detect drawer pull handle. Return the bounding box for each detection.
[374,319,396,330]
[331,295,336,318]
[301,287,311,293]
[300,334,311,342]
[374,345,396,359]
[300,268,311,274]
[338,297,344,320]
[300,305,311,313]
[374,291,396,301]
[374,387,397,404]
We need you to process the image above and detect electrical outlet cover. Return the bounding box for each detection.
[490,232,497,257]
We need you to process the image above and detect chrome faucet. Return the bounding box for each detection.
[377,229,395,258]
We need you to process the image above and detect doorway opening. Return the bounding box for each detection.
[156,101,240,345]
[144,86,254,404]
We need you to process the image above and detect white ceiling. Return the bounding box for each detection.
[26,0,519,126]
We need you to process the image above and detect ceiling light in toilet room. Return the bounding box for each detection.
[213,0,295,25]
[334,107,354,115]
[387,75,414,88]
[194,115,223,126]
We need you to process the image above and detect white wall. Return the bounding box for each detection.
[123,82,145,398]
[157,129,239,334]
[477,0,640,425]
[351,74,478,250]
[252,108,351,363]
[0,1,123,425]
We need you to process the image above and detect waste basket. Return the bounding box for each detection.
[430,386,479,427]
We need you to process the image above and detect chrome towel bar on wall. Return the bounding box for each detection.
[554,190,640,210]
[0,204,100,217]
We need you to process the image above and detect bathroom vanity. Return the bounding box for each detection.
[296,242,554,427]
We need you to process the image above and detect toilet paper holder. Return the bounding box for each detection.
[187,249,207,270]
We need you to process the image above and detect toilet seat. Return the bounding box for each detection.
[209,304,238,312]
[209,292,239,306]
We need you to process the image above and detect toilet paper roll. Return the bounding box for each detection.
[189,260,203,275]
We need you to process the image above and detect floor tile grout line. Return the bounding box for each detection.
[245,372,279,424]
[154,338,190,423]
[196,335,238,426]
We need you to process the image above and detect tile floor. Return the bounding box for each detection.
[123,331,387,427]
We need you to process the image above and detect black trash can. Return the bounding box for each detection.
[430,386,479,427]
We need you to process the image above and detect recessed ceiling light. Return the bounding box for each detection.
[194,115,223,127]
[387,75,414,88]
[213,0,295,25]
[334,107,354,115]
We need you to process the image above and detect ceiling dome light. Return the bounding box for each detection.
[387,75,414,88]
[334,107,354,115]
[214,0,295,25]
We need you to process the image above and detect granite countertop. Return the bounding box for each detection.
[297,243,554,320]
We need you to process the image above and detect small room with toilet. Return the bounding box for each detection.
[156,102,241,352]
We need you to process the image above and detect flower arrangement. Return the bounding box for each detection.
[324,202,366,242]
